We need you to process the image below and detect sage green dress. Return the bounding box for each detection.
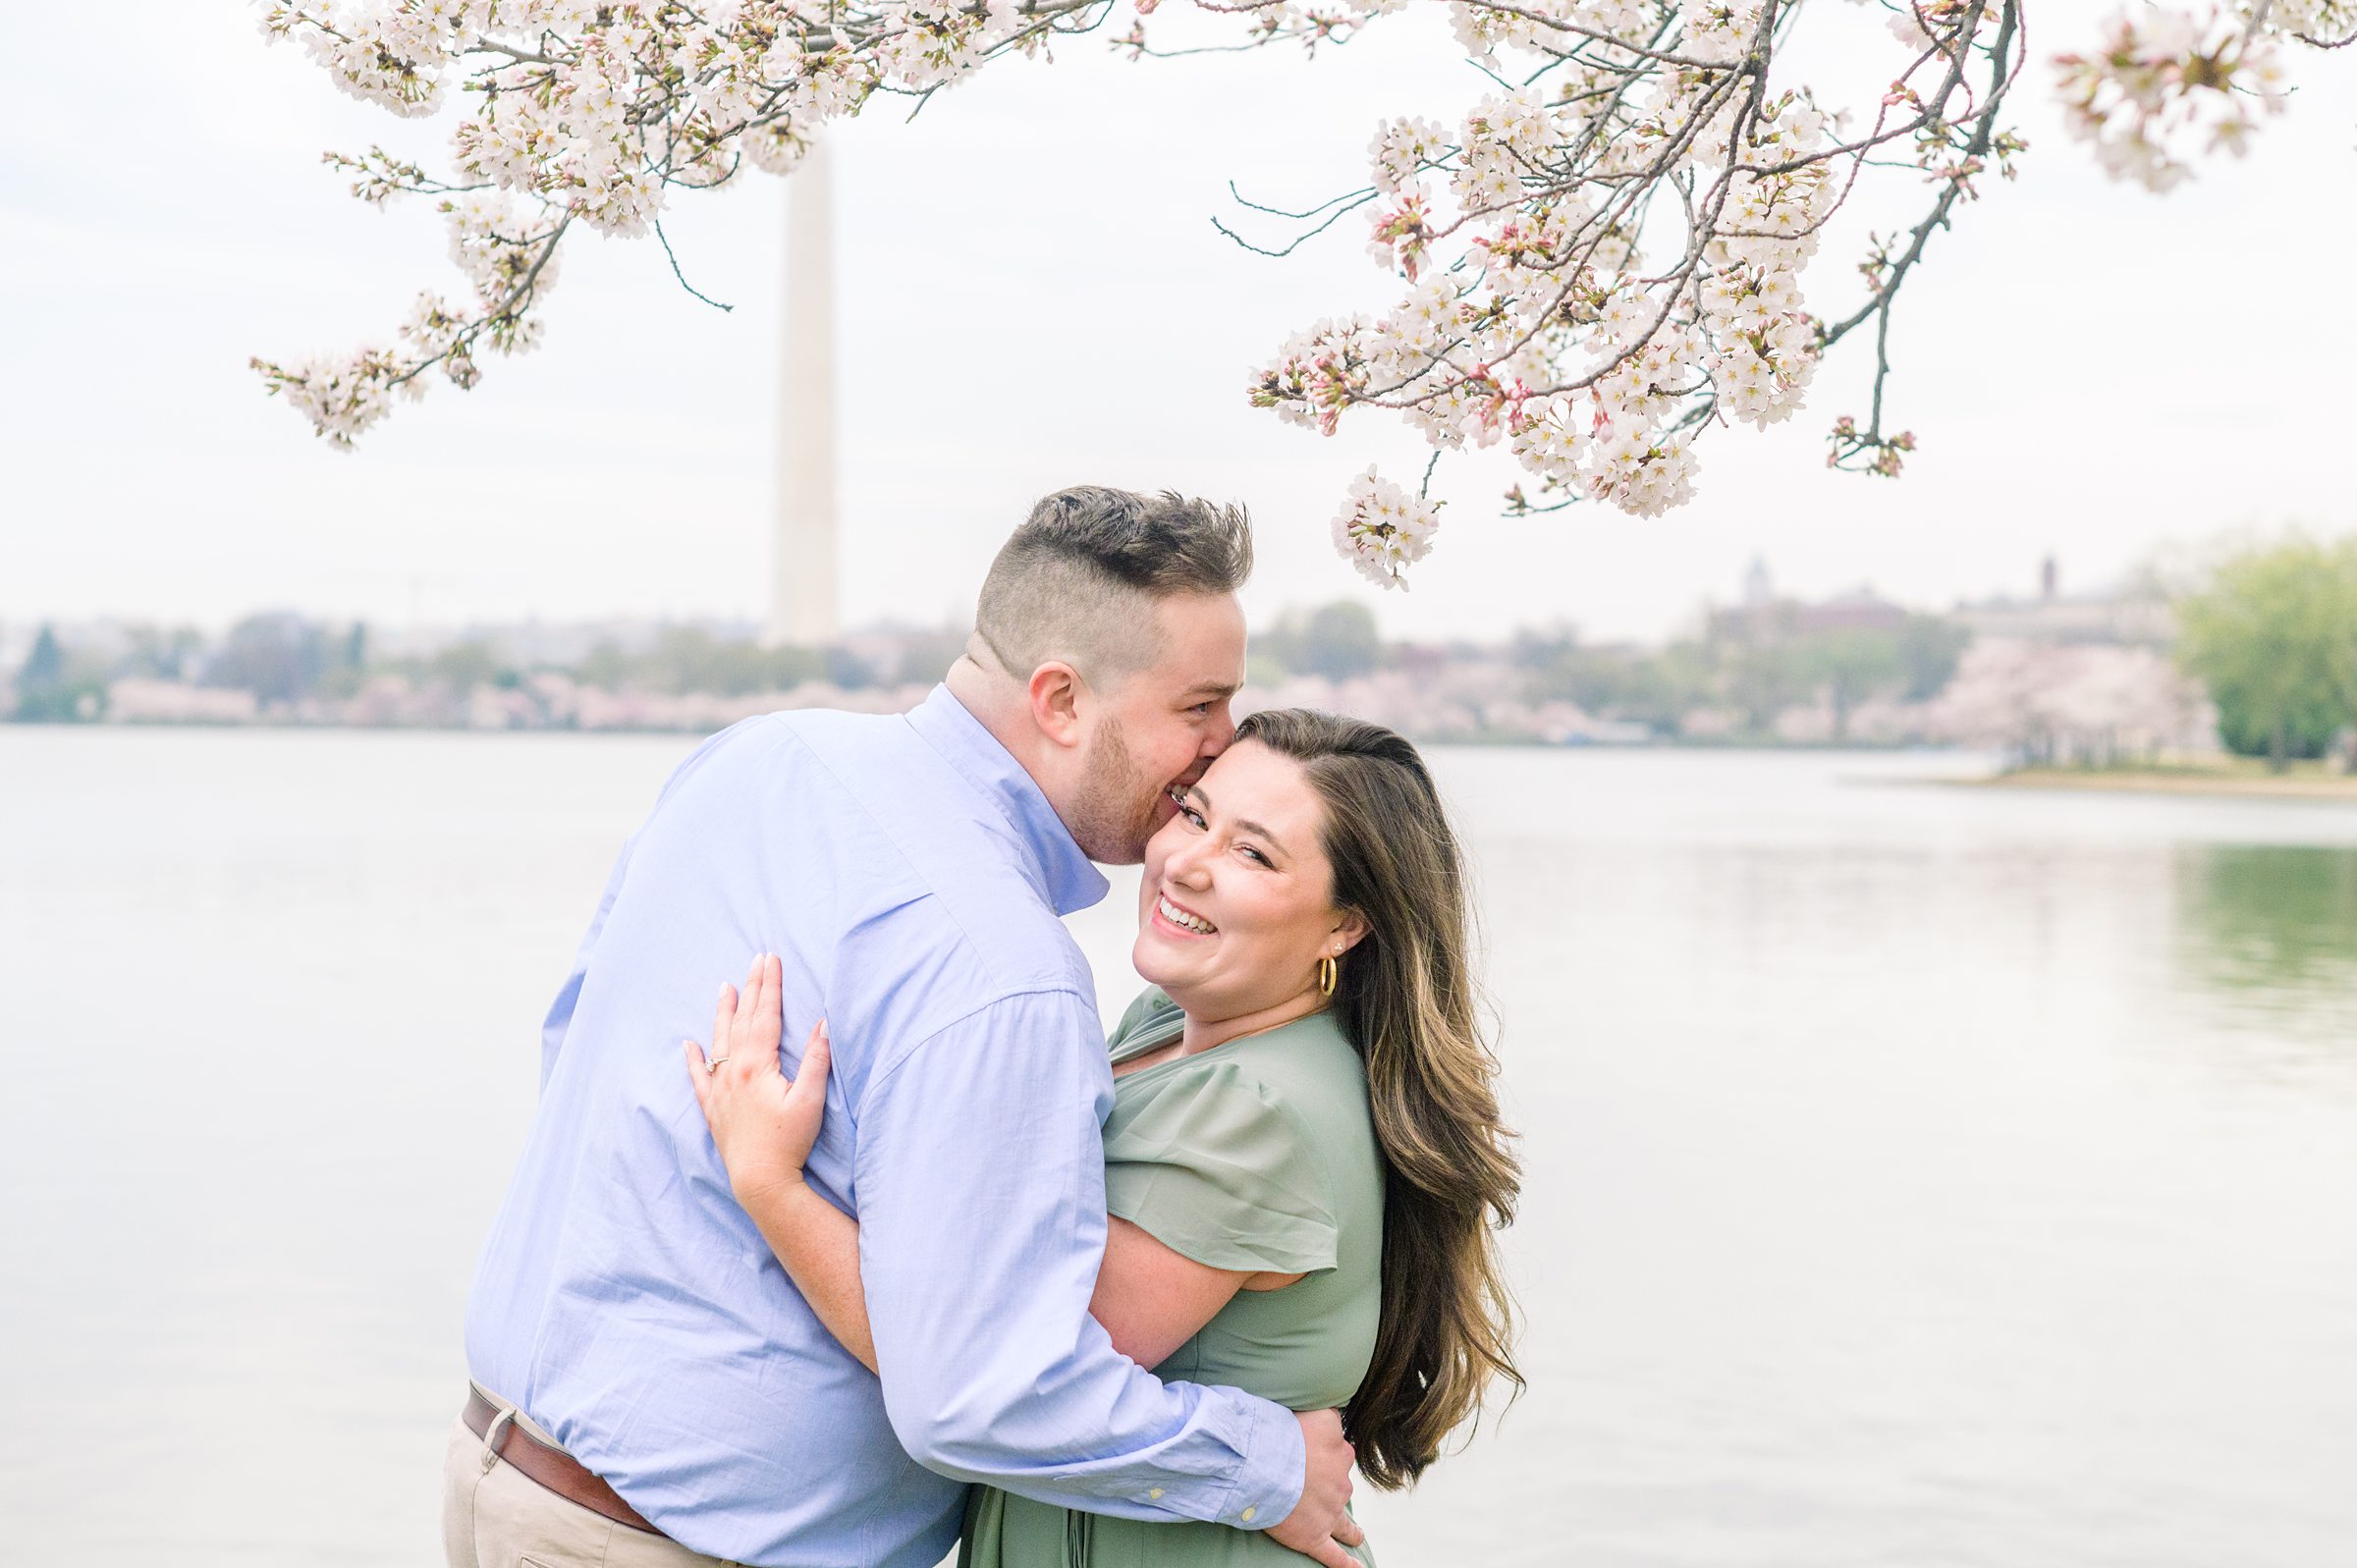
[959,989,1385,1568]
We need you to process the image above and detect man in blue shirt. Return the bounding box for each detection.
[449,489,1363,1568]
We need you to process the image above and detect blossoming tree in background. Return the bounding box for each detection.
[253,0,2352,587]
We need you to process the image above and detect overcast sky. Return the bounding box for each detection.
[4,4,2353,644]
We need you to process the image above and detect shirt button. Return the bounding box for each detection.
[1240,1507,1256,1522]
[1148,1488,1163,1500]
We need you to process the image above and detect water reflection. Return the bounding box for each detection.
[2174,842,2357,1041]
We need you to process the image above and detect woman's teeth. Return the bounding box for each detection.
[1158,894,1217,935]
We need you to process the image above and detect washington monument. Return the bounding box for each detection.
[767,141,840,647]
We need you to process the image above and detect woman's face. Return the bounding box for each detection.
[1132,738,1365,1020]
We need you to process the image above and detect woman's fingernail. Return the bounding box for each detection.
[818,1019,830,1040]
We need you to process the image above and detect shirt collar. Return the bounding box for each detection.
[905,684,1111,917]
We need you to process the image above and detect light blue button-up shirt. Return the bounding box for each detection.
[464,686,1304,1567]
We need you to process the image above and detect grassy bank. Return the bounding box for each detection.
[1971,760,2357,802]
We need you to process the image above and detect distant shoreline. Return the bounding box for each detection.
[1958,766,2357,802]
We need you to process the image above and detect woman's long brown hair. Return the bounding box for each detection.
[1233,708,1522,1488]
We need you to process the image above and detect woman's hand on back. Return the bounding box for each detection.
[683,952,831,1206]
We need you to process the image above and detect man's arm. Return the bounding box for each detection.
[850,990,1355,1549]
[691,971,1276,1375]
[729,1190,1287,1379]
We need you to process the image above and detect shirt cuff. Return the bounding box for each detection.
[1204,1390,1305,1532]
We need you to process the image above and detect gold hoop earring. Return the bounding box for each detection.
[1317,955,1338,998]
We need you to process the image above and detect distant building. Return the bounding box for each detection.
[1710,562,1910,643]
[105,679,259,725]
[1792,587,1910,635]
[1952,557,2175,648]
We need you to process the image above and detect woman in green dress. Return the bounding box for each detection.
[686,710,1520,1566]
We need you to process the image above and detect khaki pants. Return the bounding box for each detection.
[443,1390,740,1568]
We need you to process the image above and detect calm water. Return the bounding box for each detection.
[3,728,2353,1567]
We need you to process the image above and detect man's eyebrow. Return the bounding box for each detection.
[1179,678,1242,701]
[1189,786,1288,858]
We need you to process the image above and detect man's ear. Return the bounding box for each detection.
[1027,662,1086,749]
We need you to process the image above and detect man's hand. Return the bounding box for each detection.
[1264,1409,1363,1568]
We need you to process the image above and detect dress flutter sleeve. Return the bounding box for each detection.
[1106,986,1177,1049]
[1104,1060,1341,1276]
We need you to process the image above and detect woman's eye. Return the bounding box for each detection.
[1182,806,1207,829]
[1239,845,1269,866]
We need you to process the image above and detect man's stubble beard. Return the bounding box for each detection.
[1068,716,1169,866]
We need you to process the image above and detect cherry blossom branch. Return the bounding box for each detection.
[1242,0,2045,583]
[250,0,1130,446]
[1821,0,2025,475]
[250,0,2352,589]
[655,220,735,311]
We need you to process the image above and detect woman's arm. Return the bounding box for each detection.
[685,956,1299,1375]
[685,955,876,1371]
[741,1172,878,1372]
[1094,1219,1303,1370]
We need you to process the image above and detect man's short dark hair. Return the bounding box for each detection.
[974,486,1254,681]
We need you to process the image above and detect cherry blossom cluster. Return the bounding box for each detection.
[1331,465,1442,588]
[252,0,1103,445]
[2055,0,2347,195]
[2051,3,2348,192]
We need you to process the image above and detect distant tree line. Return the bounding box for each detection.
[2175,539,2357,769]
[6,622,214,721]
[5,614,970,722]
[1515,613,1969,740]
[13,599,1981,740]
[1231,596,1975,743]
[64,582,2336,763]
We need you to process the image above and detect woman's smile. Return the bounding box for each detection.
[1153,892,1220,937]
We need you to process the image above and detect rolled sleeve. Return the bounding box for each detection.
[852,989,1304,1529]
[1203,1388,1306,1529]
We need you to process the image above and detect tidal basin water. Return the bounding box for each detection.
[3,727,2353,1568]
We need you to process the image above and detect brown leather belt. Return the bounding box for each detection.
[463,1386,662,1537]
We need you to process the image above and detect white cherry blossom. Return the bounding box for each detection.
[1331,466,1441,590]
